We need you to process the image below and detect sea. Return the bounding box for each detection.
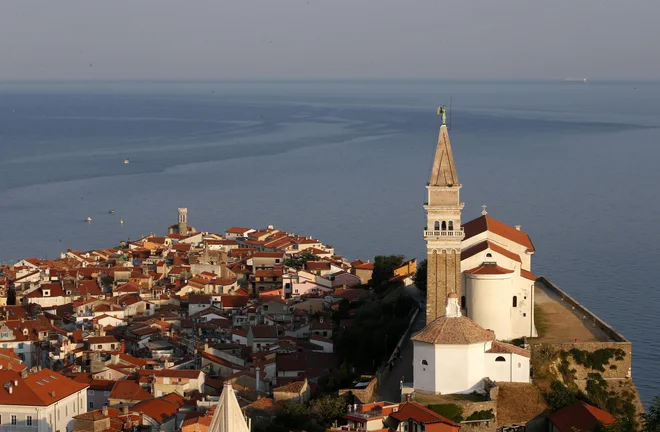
[0,80,658,404]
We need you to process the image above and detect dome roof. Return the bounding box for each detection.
[411,315,495,345]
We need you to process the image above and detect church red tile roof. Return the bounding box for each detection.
[411,315,495,345]
[463,215,535,252]
[520,269,536,281]
[465,264,514,275]
[461,240,522,263]
[486,341,531,358]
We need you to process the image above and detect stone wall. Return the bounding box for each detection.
[530,342,632,380]
[339,376,378,404]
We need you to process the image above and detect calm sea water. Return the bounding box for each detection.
[0,80,658,403]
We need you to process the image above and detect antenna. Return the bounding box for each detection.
[449,96,453,131]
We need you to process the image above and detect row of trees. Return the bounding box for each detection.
[253,395,349,432]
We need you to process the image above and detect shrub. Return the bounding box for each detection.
[546,380,577,410]
[465,409,494,421]
[428,404,464,422]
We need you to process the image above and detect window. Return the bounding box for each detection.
[275,259,280,263]
[441,221,447,231]
[89,389,95,395]
[461,296,466,309]
[512,296,518,307]
[495,356,506,362]
[97,345,102,349]
[421,360,428,365]
[448,221,454,231]
[18,343,24,349]
[163,377,170,384]
[89,401,94,410]
[323,331,327,337]
[11,415,16,426]
[27,416,33,426]
[104,391,110,396]
[486,253,492,258]
[65,406,68,416]
[434,221,440,231]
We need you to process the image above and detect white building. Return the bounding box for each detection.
[0,368,88,432]
[461,213,538,340]
[412,294,530,395]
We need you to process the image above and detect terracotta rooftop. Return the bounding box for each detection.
[461,240,522,263]
[486,341,531,358]
[108,380,152,401]
[463,215,535,252]
[548,401,616,432]
[465,263,514,275]
[411,316,495,345]
[390,401,459,426]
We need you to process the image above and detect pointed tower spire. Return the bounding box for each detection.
[208,382,250,432]
[428,125,459,187]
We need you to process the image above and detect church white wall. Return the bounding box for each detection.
[510,278,537,338]
[466,273,514,340]
[484,353,530,383]
[413,341,436,393]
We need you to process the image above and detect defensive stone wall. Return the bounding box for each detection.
[530,342,632,380]
[537,277,627,342]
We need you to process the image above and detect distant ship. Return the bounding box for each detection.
[109,210,115,214]
[564,78,587,82]
[85,217,92,222]
[123,159,130,164]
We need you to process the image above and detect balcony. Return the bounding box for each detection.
[424,227,465,239]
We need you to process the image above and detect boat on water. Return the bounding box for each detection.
[123,159,130,164]
[120,219,124,224]
[85,217,92,222]
[564,77,587,82]
[109,210,115,214]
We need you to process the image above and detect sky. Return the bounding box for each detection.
[0,0,657,81]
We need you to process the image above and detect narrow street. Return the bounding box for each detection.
[375,284,426,402]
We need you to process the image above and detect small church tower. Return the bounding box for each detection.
[178,208,188,235]
[424,113,464,324]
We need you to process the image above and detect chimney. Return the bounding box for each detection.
[8,386,12,394]
[13,379,18,387]
[101,406,108,416]
[406,393,411,402]
[515,225,521,231]
[255,367,261,391]
[122,405,129,415]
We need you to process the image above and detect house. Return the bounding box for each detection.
[247,325,278,352]
[252,252,285,269]
[548,401,617,432]
[310,317,333,338]
[225,227,255,239]
[129,393,185,431]
[0,368,89,432]
[86,335,120,352]
[107,380,152,407]
[273,378,310,404]
[329,399,460,432]
[309,334,333,353]
[136,369,206,397]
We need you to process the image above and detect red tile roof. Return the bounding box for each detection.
[0,369,88,406]
[389,401,459,427]
[486,341,531,358]
[520,269,536,281]
[548,401,616,432]
[461,240,522,263]
[464,264,514,275]
[109,380,152,401]
[463,215,535,252]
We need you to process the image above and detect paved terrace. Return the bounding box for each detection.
[531,280,611,343]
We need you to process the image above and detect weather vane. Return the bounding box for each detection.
[437,106,447,126]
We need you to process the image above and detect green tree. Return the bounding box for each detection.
[371,255,405,291]
[309,395,348,425]
[546,380,577,410]
[642,396,660,432]
[282,251,320,269]
[413,259,427,292]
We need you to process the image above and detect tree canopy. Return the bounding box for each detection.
[414,259,427,292]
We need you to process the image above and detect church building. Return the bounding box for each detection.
[414,113,534,395]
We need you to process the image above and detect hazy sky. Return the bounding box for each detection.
[1,1,657,80]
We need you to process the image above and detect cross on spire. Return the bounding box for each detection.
[481,204,488,216]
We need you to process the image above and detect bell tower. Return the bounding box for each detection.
[178,208,188,235]
[424,112,464,325]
